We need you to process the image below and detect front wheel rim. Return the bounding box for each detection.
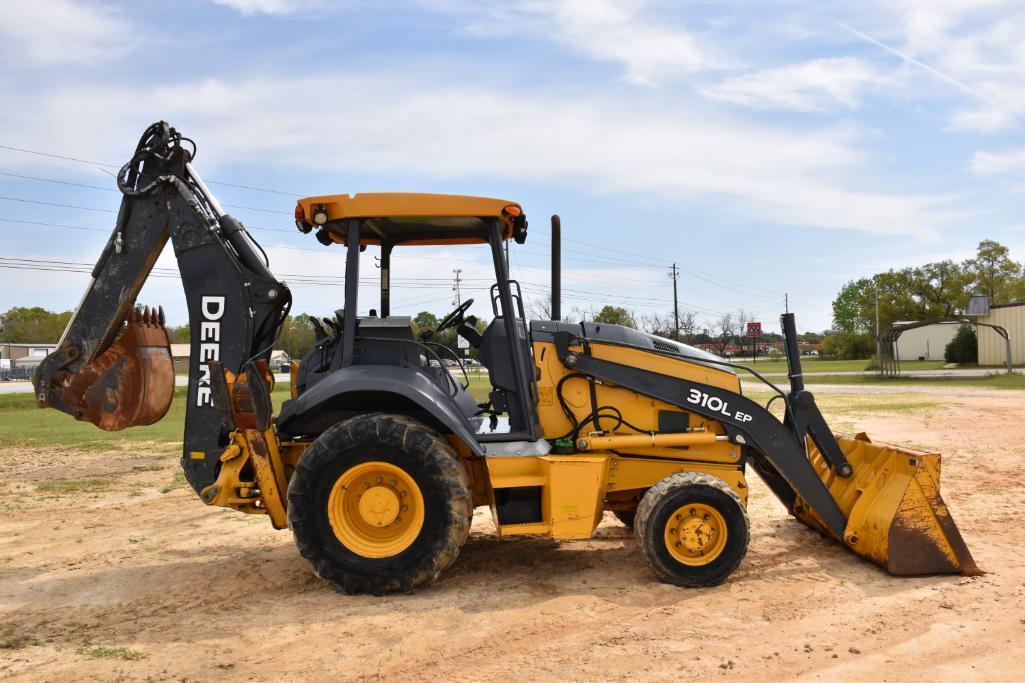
[327,461,425,558]
[664,502,728,566]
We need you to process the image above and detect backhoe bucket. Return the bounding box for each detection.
[57,306,175,431]
[792,433,980,576]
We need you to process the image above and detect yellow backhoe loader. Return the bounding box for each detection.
[34,122,978,593]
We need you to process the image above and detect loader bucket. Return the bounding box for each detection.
[56,306,175,431]
[791,433,980,576]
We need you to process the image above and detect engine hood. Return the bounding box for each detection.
[529,320,734,374]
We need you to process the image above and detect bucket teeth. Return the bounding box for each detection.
[56,300,174,431]
[157,305,166,326]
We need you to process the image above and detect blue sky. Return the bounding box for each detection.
[1,0,1023,334]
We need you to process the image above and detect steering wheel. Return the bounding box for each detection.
[436,298,474,333]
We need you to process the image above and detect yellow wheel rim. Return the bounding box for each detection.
[664,503,728,566]
[327,461,425,558]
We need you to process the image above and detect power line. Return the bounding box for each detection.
[0,217,109,233]
[1,141,802,315]
[0,170,115,192]
[0,143,301,196]
[0,195,114,213]
[0,144,117,168]
[0,169,292,215]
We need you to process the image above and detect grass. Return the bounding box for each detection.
[77,645,145,661]
[726,357,947,375]
[1,631,39,650]
[0,386,292,449]
[161,469,189,493]
[0,376,490,450]
[35,477,115,494]
[797,373,1025,390]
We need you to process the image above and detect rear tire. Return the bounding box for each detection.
[634,472,749,587]
[287,414,472,594]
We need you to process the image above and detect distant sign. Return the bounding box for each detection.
[457,334,470,349]
[746,322,762,337]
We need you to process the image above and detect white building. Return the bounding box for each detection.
[891,322,957,362]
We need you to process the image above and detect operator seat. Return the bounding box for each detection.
[476,316,535,434]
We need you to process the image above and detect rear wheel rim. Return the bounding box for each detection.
[664,502,727,566]
[327,461,425,558]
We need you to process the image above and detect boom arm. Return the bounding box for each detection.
[34,122,291,494]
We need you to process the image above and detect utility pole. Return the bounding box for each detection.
[452,268,463,307]
[874,276,882,361]
[669,263,680,340]
[784,293,789,314]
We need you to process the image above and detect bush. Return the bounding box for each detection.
[944,325,978,364]
[820,332,875,360]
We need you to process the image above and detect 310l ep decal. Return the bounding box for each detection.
[686,388,753,423]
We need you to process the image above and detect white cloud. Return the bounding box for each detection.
[438,0,730,86]
[210,0,320,15]
[969,149,1025,176]
[859,1,1025,131]
[700,57,885,111]
[0,0,135,66]
[0,73,962,239]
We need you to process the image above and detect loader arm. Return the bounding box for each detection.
[551,330,851,537]
[551,314,979,576]
[34,122,291,494]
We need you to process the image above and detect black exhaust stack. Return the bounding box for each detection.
[551,214,561,321]
[780,312,804,393]
[781,311,853,477]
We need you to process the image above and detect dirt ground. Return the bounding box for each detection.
[2,389,1025,681]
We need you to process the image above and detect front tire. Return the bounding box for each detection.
[287,414,472,594]
[634,472,750,587]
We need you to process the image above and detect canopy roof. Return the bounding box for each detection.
[295,192,523,246]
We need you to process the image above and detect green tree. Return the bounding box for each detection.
[592,305,636,328]
[0,307,72,343]
[832,241,1025,338]
[274,313,319,360]
[965,239,1022,303]
[820,332,875,360]
[411,311,440,337]
[944,325,978,364]
[167,324,191,343]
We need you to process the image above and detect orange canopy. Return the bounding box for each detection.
[295,193,523,246]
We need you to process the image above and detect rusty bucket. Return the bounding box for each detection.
[792,433,980,576]
[58,306,175,431]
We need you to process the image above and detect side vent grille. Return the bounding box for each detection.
[652,339,679,353]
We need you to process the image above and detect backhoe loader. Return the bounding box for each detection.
[34,122,979,593]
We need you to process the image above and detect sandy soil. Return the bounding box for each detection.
[2,391,1024,681]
